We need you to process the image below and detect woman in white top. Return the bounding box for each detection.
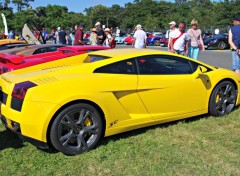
[187,19,205,60]
[103,28,113,47]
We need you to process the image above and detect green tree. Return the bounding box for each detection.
[12,0,34,12]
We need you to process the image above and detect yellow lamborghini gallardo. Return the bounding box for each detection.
[1,48,240,155]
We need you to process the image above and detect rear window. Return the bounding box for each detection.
[84,55,110,63]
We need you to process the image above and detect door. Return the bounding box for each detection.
[93,58,151,126]
[136,55,208,119]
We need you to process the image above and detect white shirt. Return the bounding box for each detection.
[172,30,187,51]
[215,28,219,35]
[133,30,147,48]
[167,28,178,48]
[104,34,112,47]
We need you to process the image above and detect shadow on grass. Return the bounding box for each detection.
[0,129,25,151]
[99,105,240,146]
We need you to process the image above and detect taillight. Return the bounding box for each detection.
[0,66,9,74]
[12,81,37,100]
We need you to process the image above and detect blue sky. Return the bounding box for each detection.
[10,0,219,13]
[10,0,177,13]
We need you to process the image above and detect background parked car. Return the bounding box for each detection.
[147,33,163,46]
[159,34,168,47]
[0,44,64,56]
[124,34,134,45]
[115,34,127,44]
[204,33,229,50]
[0,45,110,74]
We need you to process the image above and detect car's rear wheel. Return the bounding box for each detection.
[50,103,103,156]
[209,81,236,116]
[154,40,160,46]
[218,41,226,50]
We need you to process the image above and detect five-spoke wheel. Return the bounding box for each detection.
[209,81,236,116]
[50,103,103,155]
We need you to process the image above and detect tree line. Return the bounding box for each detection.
[0,0,239,33]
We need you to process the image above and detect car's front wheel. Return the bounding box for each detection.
[154,40,160,46]
[50,103,103,156]
[209,81,237,116]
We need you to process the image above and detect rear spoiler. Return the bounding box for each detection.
[0,53,24,64]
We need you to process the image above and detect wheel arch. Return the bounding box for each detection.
[208,78,238,112]
[46,99,106,148]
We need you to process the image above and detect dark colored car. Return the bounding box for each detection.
[204,33,229,50]
[146,33,163,46]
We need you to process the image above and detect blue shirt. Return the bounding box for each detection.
[231,24,240,48]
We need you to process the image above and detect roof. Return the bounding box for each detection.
[88,48,170,58]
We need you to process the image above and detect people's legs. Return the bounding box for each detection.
[192,47,200,60]
[232,51,240,73]
[188,46,193,58]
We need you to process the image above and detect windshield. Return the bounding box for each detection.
[213,34,227,39]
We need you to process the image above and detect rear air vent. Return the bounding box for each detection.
[33,77,58,85]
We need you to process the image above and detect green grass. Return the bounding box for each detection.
[1,108,240,176]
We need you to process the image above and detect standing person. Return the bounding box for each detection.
[132,24,147,49]
[56,27,60,44]
[215,28,220,35]
[166,21,177,50]
[95,22,106,45]
[103,28,113,47]
[187,19,205,60]
[89,28,98,46]
[74,23,85,45]
[8,30,15,39]
[70,26,75,46]
[51,29,56,44]
[42,28,48,44]
[170,22,188,56]
[228,14,240,73]
[58,27,67,45]
[116,27,120,37]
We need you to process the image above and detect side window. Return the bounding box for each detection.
[47,46,59,52]
[94,59,137,74]
[33,48,48,54]
[137,55,193,75]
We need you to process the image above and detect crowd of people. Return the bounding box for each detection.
[4,14,240,73]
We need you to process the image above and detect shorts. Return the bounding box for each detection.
[232,51,240,71]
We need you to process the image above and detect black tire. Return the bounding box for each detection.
[154,40,160,46]
[209,81,237,116]
[218,41,226,50]
[50,103,103,156]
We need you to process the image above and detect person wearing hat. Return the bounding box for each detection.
[95,22,106,45]
[186,19,204,60]
[132,24,147,48]
[166,21,177,50]
[74,23,85,45]
[103,28,113,47]
[228,14,240,73]
[89,28,98,46]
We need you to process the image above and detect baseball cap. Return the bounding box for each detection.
[95,22,101,26]
[169,21,176,25]
[233,14,240,21]
[79,23,85,27]
[136,24,142,29]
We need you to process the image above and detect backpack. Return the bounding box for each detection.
[109,37,116,48]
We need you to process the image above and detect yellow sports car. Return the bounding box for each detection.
[1,48,240,155]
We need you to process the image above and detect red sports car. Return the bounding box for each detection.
[124,36,134,45]
[0,46,110,74]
